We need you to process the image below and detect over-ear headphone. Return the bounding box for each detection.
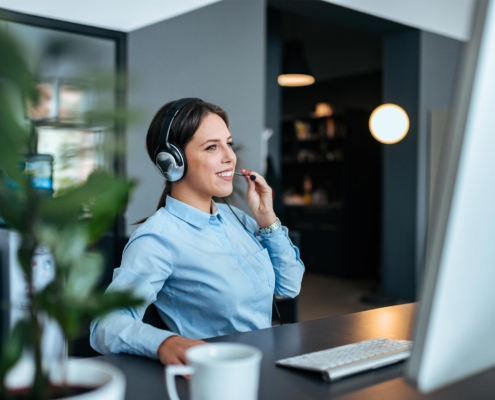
[154,97,201,181]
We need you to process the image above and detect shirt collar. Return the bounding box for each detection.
[165,195,221,228]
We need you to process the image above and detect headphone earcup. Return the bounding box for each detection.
[155,144,187,182]
[154,97,198,182]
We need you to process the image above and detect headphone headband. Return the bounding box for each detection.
[155,97,201,161]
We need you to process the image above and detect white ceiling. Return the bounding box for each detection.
[323,0,475,41]
[0,0,222,32]
[1,0,476,39]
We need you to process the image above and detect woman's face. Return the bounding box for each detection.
[181,113,236,200]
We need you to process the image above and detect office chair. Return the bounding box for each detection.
[143,303,169,330]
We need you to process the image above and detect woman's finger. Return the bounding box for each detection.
[240,168,253,183]
[242,169,257,195]
[167,356,184,366]
[246,177,257,200]
[241,169,268,189]
[178,352,189,365]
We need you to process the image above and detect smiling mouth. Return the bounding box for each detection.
[216,170,233,177]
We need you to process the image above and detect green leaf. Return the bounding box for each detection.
[39,170,134,237]
[0,33,36,189]
[84,172,135,241]
[0,185,25,231]
[81,290,145,319]
[0,90,31,190]
[37,287,144,340]
[35,225,88,272]
[0,319,29,376]
[64,252,103,301]
[0,33,36,101]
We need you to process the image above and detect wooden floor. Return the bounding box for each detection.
[298,273,380,322]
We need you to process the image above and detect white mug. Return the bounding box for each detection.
[165,343,263,400]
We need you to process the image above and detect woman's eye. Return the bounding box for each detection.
[228,142,234,148]
[206,145,217,151]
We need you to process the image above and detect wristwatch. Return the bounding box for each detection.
[258,218,282,235]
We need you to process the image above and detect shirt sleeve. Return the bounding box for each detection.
[235,207,305,298]
[259,226,305,298]
[89,232,177,360]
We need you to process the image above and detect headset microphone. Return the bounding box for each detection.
[234,172,256,181]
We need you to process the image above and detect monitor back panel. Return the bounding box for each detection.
[407,0,495,392]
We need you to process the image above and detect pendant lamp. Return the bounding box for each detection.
[369,104,410,144]
[278,41,315,87]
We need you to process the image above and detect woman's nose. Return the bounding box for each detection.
[222,146,236,163]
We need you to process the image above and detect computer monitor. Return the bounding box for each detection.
[406,0,495,393]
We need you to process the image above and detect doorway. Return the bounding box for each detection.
[265,1,411,320]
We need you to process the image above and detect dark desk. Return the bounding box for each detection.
[99,304,495,399]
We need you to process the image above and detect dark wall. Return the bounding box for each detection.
[382,30,420,301]
[382,30,461,301]
[342,109,382,278]
[265,8,283,206]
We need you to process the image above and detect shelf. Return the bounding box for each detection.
[282,159,343,165]
[280,108,381,278]
[282,136,344,144]
[284,203,343,210]
[299,136,343,142]
[281,114,344,122]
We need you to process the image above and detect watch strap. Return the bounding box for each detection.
[258,218,282,235]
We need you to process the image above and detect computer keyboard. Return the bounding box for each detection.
[276,338,413,382]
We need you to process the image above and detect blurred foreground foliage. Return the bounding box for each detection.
[0,29,143,399]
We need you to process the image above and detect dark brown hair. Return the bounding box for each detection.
[134,99,229,224]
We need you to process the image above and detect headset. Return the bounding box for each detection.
[154,97,201,181]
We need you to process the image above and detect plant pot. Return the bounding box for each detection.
[6,358,126,400]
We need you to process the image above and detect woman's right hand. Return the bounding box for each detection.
[157,335,206,365]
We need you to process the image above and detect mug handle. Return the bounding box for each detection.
[165,365,194,400]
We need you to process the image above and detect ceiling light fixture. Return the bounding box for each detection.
[278,42,315,87]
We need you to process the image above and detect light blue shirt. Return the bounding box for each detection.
[90,196,304,360]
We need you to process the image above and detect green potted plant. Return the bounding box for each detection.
[0,30,143,399]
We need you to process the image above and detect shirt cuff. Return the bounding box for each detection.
[140,325,179,360]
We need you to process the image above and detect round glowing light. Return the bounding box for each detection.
[369,104,410,144]
[278,74,315,87]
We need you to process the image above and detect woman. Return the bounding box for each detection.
[90,98,304,365]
